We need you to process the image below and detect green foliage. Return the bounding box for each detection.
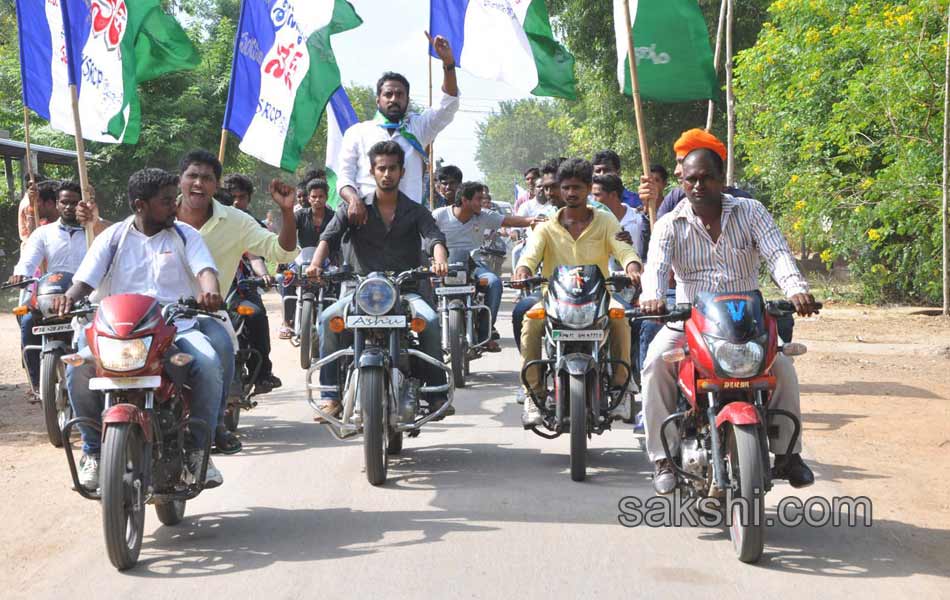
[735,0,948,303]
[474,99,568,196]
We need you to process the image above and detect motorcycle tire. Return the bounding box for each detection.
[40,350,65,447]
[224,402,241,432]
[449,309,466,388]
[569,373,588,482]
[387,431,403,455]
[361,366,388,485]
[155,499,186,526]
[725,423,766,563]
[100,423,146,570]
[299,300,314,370]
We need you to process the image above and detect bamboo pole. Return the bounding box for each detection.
[706,0,728,132]
[218,129,228,165]
[23,106,37,234]
[725,0,736,186]
[428,53,435,210]
[622,0,654,225]
[68,84,94,248]
[942,1,950,316]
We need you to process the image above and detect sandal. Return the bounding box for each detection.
[278,326,293,340]
[214,427,243,455]
[484,339,502,353]
[313,400,342,423]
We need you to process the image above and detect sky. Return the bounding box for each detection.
[332,0,533,180]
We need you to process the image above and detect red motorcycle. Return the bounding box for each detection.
[631,291,819,563]
[62,294,222,570]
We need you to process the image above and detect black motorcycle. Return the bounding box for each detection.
[512,265,635,481]
[306,267,454,486]
[222,276,269,432]
[5,272,80,447]
[279,247,341,370]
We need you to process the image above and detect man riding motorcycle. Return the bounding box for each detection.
[9,181,88,390]
[432,181,544,351]
[54,168,226,491]
[305,141,450,419]
[512,158,643,427]
[640,148,820,494]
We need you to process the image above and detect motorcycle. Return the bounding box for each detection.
[306,267,454,486]
[222,276,270,432]
[5,272,80,447]
[61,295,224,570]
[434,249,502,387]
[278,247,341,370]
[511,265,636,482]
[631,291,819,563]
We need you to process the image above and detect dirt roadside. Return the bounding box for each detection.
[1,303,948,555]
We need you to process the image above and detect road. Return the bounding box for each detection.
[2,291,947,598]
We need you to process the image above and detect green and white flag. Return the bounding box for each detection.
[613,0,718,102]
[223,0,362,170]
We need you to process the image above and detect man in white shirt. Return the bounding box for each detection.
[56,168,226,491]
[9,181,88,390]
[433,182,541,350]
[338,34,459,224]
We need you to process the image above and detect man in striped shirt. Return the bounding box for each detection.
[640,148,821,495]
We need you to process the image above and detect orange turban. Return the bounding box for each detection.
[673,128,727,160]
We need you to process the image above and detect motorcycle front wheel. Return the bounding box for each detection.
[100,423,146,570]
[40,350,65,447]
[569,373,589,482]
[725,423,766,563]
[361,366,388,485]
[299,299,315,370]
[449,308,466,388]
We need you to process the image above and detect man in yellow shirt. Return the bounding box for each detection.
[512,158,643,427]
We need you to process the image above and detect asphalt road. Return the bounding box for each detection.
[5,292,947,598]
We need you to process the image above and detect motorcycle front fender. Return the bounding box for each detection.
[102,403,153,443]
[557,353,597,377]
[42,339,70,354]
[715,401,761,428]
[358,347,388,369]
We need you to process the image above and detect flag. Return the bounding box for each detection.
[613,0,718,102]
[429,0,576,100]
[15,0,199,143]
[325,86,358,210]
[223,0,362,171]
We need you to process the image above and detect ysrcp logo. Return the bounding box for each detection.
[90,0,128,51]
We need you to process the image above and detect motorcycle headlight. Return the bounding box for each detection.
[35,295,61,319]
[707,337,764,378]
[97,336,152,372]
[356,278,396,316]
[555,300,597,328]
[443,270,468,286]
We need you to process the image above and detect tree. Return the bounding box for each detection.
[735,0,948,303]
[474,99,568,198]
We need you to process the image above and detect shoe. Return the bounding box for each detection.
[633,410,645,434]
[653,459,677,495]
[484,339,502,353]
[521,392,543,428]
[186,450,223,489]
[313,399,341,422]
[214,426,243,455]
[491,328,501,341]
[515,388,526,405]
[772,453,815,488]
[78,454,99,490]
[427,397,455,420]
[254,373,282,394]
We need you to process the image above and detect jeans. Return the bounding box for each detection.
[511,293,540,352]
[19,312,40,388]
[66,325,223,456]
[318,292,446,400]
[195,315,235,419]
[473,265,502,341]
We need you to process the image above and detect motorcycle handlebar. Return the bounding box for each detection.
[1,278,37,290]
[626,303,692,322]
[767,300,823,316]
[505,276,547,289]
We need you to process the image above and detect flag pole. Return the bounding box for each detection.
[23,106,37,234]
[428,53,435,210]
[68,84,95,248]
[622,0,654,225]
[705,0,727,132]
[725,0,736,186]
[218,129,228,165]
[941,0,950,316]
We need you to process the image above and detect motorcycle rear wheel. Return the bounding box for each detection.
[569,373,588,482]
[224,402,241,432]
[449,309,466,388]
[725,423,766,563]
[387,430,404,455]
[361,366,388,485]
[299,300,315,370]
[100,423,146,570]
[40,350,65,447]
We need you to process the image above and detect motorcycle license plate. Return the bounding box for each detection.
[345,315,407,328]
[435,285,475,295]
[552,329,604,342]
[89,376,162,391]
[32,323,73,335]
